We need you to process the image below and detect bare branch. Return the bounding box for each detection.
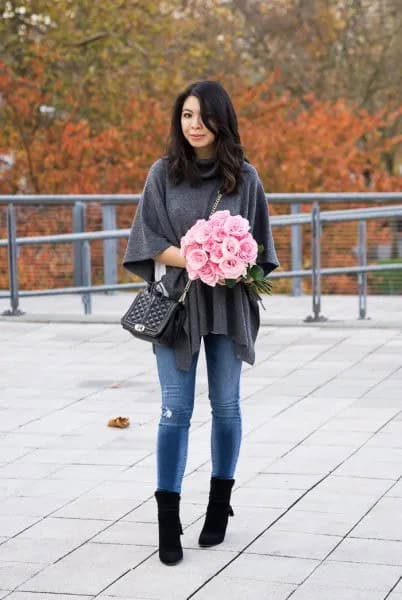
[69,32,109,47]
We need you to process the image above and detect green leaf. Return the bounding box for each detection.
[257,244,265,254]
[249,264,265,280]
[224,278,237,288]
[253,280,273,294]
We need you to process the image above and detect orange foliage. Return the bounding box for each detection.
[0,64,401,293]
[234,77,402,294]
[235,77,402,193]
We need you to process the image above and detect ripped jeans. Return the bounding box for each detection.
[155,334,243,493]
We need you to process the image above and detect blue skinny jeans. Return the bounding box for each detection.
[155,334,242,493]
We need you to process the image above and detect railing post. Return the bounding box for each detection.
[2,203,24,316]
[305,201,327,322]
[357,220,368,319]
[73,202,86,288]
[81,240,92,315]
[291,202,303,296]
[102,204,117,291]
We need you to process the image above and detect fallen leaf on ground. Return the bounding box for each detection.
[107,416,130,428]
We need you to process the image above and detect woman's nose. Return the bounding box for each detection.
[191,116,203,129]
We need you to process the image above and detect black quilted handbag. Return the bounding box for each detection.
[121,280,190,347]
[121,190,223,347]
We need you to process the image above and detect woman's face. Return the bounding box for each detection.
[181,95,216,159]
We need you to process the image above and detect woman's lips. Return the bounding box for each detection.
[190,135,204,139]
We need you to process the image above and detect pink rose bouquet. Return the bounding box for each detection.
[180,210,272,300]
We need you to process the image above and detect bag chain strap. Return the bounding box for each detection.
[178,190,223,304]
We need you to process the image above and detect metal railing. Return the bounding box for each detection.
[2,192,402,297]
[1,193,402,321]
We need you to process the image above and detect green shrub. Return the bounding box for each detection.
[368,258,402,294]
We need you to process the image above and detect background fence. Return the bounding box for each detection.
[1,193,402,320]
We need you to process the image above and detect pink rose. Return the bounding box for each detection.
[223,215,250,238]
[221,236,240,258]
[182,229,195,245]
[211,221,226,242]
[202,237,216,253]
[186,248,208,271]
[191,219,211,244]
[210,242,224,263]
[187,268,200,281]
[181,241,202,258]
[238,235,258,263]
[180,230,199,255]
[219,257,247,279]
[198,262,221,286]
[209,209,231,223]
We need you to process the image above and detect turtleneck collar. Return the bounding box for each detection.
[195,157,218,180]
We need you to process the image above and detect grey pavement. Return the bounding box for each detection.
[0,292,401,599]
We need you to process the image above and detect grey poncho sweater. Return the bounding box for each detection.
[122,157,279,371]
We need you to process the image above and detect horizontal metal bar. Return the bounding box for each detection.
[0,262,400,299]
[329,263,402,275]
[274,205,402,227]
[1,205,402,247]
[1,192,402,206]
[276,263,402,279]
[268,193,402,203]
[0,195,141,205]
[272,214,311,226]
[0,229,128,247]
[0,282,145,298]
[319,205,402,223]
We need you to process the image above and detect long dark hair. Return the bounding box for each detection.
[166,80,244,194]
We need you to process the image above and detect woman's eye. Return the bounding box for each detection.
[183,113,191,118]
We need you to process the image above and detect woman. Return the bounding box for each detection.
[123,80,279,566]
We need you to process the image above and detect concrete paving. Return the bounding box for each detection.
[0,292,401,599]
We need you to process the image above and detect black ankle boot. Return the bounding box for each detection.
[155,490,183,565]
[198,477,235,547]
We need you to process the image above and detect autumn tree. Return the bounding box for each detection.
[228,0,402,109]
[1,1,401,293]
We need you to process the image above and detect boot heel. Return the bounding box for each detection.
[198,477,235,547]
[155,491,183,565]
